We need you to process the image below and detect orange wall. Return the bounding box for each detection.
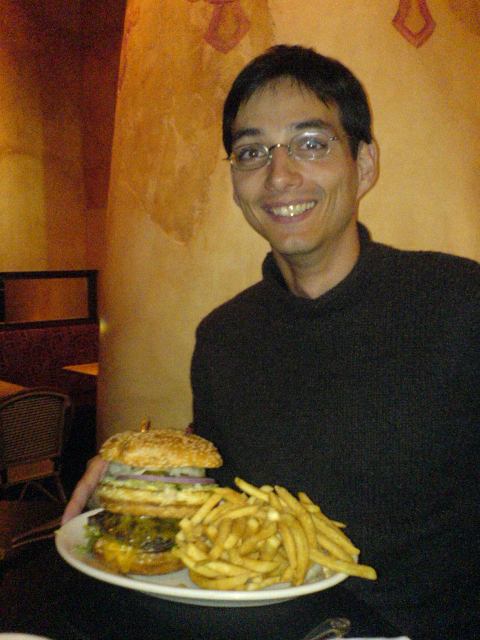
[273,0,480,258]
[0,1,85,270]
[0,0,124,272]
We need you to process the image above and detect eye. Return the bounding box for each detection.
[296,133,330,152]
[234,144,267,163]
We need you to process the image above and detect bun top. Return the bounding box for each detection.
[99,428,223,469]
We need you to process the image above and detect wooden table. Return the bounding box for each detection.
[0,539,405,640]
[0,380,26,398]
[62,362,99,376]
[0,500,63,561]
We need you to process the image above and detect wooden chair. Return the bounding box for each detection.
[0,388,72,503]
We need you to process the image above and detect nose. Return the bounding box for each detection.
[264,145,303,191]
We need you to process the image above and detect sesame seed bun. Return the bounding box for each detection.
[88,427,222,576]
[99,428,223,469]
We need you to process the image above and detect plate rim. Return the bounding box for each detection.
[55,509,348,604]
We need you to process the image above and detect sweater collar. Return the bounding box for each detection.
[260,223,378,315]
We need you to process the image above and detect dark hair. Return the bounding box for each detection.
[222,45,372,158]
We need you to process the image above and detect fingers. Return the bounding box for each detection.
[61,456,107,524]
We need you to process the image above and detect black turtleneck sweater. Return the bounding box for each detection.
[191,226,480,639]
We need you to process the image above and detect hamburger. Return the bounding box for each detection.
[86,427,222,575]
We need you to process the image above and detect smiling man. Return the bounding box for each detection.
[193,46,480,639]
[64,46,480,640]
[228,76,377,298]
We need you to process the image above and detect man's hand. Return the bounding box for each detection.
[61,455,108,525]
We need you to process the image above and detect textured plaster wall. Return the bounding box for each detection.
[97,0,273,438]
[0,1,124,272]
[98,0,480,440]
[0,1,86,270]
[80,2,125,268]
[270,0,480,258]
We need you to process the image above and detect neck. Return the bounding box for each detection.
[272,225,361,299]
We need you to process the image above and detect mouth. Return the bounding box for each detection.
[265,200,316,218]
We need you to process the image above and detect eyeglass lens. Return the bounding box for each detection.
[231,131,337,170]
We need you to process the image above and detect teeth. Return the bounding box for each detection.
[270,201,315,217]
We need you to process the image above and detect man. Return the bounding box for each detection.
[63,46,479,639]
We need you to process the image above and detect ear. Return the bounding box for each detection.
[356,140,378,200]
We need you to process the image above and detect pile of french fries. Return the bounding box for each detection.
[173,477,377,591]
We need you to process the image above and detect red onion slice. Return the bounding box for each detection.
[116,473,215,484]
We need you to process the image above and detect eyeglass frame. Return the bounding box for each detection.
[227,130,346,172]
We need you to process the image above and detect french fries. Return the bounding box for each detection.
[173,477,377,591]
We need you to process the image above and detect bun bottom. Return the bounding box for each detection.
[93,536,183,575]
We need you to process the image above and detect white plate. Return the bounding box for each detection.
[55,510,348,607]
[0,636,54,639]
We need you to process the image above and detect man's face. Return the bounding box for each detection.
[230,78,377,268]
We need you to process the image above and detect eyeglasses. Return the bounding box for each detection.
[228,130,342,171]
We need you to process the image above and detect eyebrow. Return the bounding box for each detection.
[231,127,261,145]
[231,119,334,146]
[293,119,332,132]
